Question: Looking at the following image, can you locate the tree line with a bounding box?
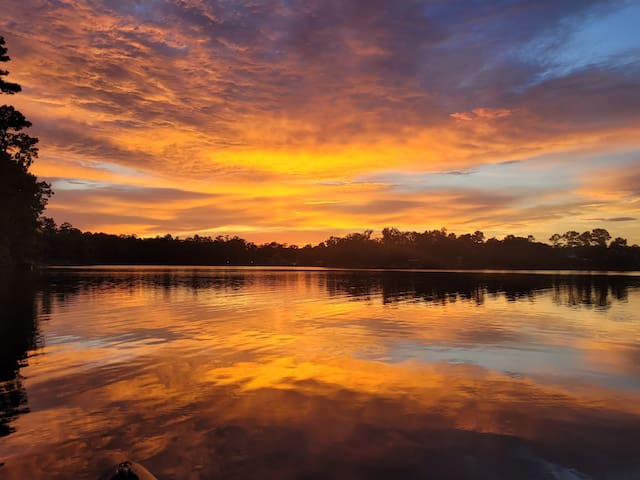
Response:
[37,222,640,270]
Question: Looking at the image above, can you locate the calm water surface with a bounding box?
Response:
[1,267,640,479]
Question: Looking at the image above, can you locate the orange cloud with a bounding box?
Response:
[472,107,513,119]
[450,107,512,121]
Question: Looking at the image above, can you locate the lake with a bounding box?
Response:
[1,267,640,479]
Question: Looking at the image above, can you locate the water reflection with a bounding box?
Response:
[324,270,636,307]
[34,267,640,307]
[0,273,41,438]
[0,268,639,479]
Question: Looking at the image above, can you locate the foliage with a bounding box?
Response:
[38,223,640,271]
[549,229,611,248]
[0,36,52,268]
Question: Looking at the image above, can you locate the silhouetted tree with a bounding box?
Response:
[33,221,640,271]
[591,228,611,247]
[0,36,52,268]
[549,233,562,247]
[610,237,627,248]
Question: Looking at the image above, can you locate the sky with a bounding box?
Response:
[2,0,640,245]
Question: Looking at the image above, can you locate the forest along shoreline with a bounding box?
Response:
[37,225,640,271]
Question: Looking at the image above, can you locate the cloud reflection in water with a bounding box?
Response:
[1,268,639,479]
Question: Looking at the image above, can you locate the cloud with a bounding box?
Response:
[588,217,637,222]
[450,108,512,121]
[578,162,640,200]
[1,0,639,242]
[472,108,512,119]
[450,112,474,121]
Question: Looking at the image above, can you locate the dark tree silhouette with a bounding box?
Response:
[0,36,52,268]
[0,271,40,436]
[35,222,640,271]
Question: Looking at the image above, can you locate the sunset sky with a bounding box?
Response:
[2,0,639,244]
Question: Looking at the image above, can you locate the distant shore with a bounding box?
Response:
[18,224,638,272]
[41,265,640,275]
